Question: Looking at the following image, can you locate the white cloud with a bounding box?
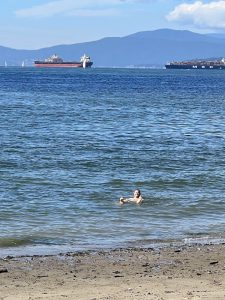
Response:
[167,1,225,29]
[15,0,140,18]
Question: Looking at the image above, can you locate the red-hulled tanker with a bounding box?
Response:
[34,54,93,68]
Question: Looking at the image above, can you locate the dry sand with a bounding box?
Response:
[1,243,225,300]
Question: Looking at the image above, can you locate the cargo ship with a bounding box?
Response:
[34,54,93,68]
[165,58,225,69]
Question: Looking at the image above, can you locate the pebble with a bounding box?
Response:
[209,261,218,265]
[0,268,8,273]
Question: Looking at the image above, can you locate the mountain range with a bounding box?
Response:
[1,29,225,67]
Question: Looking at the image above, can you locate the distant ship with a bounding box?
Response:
[34,54,93,68]
[165,58,225,69]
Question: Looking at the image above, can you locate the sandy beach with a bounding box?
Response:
[1,243,225,300]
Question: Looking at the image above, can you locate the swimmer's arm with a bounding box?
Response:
[136,197,143,204]
[120,197,133,204]
[120,197,142,204]
[126,198,135,203]
[125,197,143,204]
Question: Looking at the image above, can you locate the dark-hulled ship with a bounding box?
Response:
[34,54,93,68]
[165,58,225,69]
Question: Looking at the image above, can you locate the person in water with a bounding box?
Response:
[119,189,143,205]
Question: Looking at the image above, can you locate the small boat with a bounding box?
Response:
[34,54,93,68]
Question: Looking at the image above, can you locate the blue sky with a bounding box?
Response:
[1,1,225,49]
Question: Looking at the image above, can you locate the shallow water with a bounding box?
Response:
[1,67,225,256]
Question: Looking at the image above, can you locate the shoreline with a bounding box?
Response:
[1,235,225,259]
[1,242,225,299]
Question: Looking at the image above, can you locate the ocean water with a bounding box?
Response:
[1,67,225,256]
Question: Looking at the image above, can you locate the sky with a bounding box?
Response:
[1,0,225,49]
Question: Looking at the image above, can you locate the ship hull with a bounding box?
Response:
[34,61,93,68]
[165,64,225,70]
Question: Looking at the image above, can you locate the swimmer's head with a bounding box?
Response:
[134,189,141,197]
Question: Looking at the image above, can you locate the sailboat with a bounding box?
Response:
[22,61,25,67]
[4,61,7,67]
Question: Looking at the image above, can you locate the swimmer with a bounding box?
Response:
[119,189,143,205]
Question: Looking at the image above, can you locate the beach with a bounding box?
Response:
[1,243,225,300]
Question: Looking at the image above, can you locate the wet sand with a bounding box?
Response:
[1,243,225,300]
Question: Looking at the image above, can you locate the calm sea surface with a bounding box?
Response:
[1,67,225,256]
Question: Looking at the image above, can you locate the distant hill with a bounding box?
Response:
[1,29,225,67]
[206,33,225,39]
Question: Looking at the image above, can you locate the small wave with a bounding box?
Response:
[0,237,33,248]
[183,236,225,246]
